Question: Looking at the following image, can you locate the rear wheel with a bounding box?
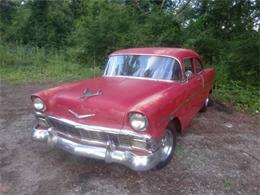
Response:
[208,95,214,107]
[156,124,177,170]
[200,97,209,112]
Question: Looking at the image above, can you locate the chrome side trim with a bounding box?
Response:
[160,82,212,125]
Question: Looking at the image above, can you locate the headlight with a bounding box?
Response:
[129,112,148,131]
[33,97,45,111]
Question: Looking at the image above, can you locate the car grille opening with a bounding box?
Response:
[47,117,132,147]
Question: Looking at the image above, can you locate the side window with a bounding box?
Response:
[195,58,203,73]
[172,61,182,81]
[183,58,194,73]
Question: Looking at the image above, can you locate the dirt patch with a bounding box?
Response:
[0,81,259,195]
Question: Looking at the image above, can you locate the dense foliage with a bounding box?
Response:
[0,0,259,113]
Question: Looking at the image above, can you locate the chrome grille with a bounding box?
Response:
[80,130,107,142]
[118,135,131,147]
[49,117,80,138]
[47,117,131,147]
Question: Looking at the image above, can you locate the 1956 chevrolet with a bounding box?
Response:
[31,48,215,171]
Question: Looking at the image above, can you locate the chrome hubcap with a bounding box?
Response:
[160,129,174,161]
[205,97,209,107]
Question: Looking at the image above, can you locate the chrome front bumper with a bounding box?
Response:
[32,118,162,171]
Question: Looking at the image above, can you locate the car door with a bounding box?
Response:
[194,58,208,109]
[182,58,204,118]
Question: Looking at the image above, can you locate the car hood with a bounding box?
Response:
[33,76,174,129]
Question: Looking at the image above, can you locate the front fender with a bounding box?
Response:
[125,84,185,140]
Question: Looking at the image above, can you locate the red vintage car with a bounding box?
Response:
[31,48,215,171]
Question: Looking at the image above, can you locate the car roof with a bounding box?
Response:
[111,47,200,61]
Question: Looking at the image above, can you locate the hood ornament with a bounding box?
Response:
[68,109,95,119]
[80,89,102,99]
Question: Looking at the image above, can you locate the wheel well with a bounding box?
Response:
[210,84,215,94]
[169,117,182,134]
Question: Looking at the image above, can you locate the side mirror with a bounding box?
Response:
[185,70,193,79]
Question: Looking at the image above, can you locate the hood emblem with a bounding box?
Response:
[80,89,102,99]
[68,109,95,119]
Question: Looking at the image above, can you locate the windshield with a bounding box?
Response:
[104,55,182,81]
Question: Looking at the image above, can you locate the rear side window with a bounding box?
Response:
[183,58,194,73]
[195,58,203,73]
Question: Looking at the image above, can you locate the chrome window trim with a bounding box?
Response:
[103,75,176,83]
[103,53,184,82]
[194,57,204,73]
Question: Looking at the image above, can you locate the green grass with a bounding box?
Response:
[0,62,99,82]
[0,43,100,82]
[214,81,260,114]
[223,179,232,189]
[212,63,260,114]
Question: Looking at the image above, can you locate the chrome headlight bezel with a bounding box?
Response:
[32,97,46,111]
[128,112,148,131]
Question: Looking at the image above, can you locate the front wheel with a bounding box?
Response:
[155,125,177,170]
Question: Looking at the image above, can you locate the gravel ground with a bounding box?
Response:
[0,81,259,195]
